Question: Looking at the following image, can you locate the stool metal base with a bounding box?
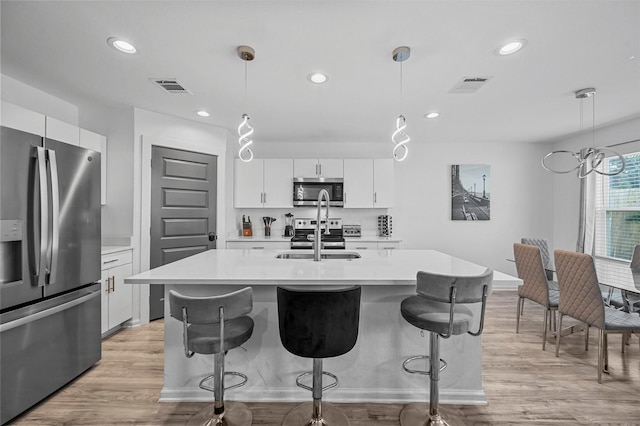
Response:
[400,403,464,426]
[187,401,253,426]
[282,402,350,426]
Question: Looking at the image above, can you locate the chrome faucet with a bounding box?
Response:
[314,189,331,261]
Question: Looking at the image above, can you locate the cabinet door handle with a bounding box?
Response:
[103,258,119,264]
[319,164,322,176]
[263,192,267,204]
[110,276,115,292]
[105,277,111,293]
[374,192,377,203]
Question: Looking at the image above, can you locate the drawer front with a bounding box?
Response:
[345,241,378,250]
[226,241,290,250]
[378,242,400,250]
[101,250,133,270]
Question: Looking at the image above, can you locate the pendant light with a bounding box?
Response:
[392,46,411,161]
[542,88,625,178]
[237,45,255,162]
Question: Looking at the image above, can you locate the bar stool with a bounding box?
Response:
[169,287,254,426]
[277,285,361,426]
[400,269,492,426]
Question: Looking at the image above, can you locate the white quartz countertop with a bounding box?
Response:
[101,245,133,255]
[125,249,520,287]
[226,236,291,242]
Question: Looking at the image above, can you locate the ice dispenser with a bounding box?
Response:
[0,219,23,285]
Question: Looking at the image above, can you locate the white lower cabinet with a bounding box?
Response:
[346,241,400,250]
[101,248,133,335]
[226,241,290,250]
[345,241,378,250]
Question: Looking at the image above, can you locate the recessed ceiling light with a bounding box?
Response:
[107,37,137,54]
[424,112,440,119]
[495,39,527,56]
[308,73,328,84]
[196,110,210,117]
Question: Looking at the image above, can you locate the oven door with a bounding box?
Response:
[290,239,345,250]
[293,178,344,207]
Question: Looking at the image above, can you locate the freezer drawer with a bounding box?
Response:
[0,283,101,425]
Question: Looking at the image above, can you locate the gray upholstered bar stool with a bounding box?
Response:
[400,269,493,426]
[169,287,254,426]
[277,285,361,426]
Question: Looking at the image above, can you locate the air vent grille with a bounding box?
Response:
[449,76,494,94]
[150,78,192,95]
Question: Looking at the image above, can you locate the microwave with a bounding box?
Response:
[293,177,344,207]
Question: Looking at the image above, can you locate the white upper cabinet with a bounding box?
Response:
[344,159,374,208]
[235,159,264,208]
[373,159,394,208]
[263,159,294,207]
[80,129,107,205]
[294,159,343,178]
[343,159,394,208]
[234,159,293,208]
[1,101,45,136]
[46,116,80,145]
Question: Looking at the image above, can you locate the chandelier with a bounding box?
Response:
[542,88,625,178]
[237,45,255,162]
[392,46,411,161]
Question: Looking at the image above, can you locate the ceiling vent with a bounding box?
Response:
[150,78,192,95]
[449,76,494,94]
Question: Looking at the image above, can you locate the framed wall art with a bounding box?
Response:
[451,164,490,220]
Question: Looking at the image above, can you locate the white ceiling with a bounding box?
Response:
[2,1,639,146]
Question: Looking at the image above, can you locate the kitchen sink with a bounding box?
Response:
[275,251,361,260]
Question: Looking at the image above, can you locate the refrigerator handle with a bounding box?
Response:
[34,147,48,287]
[47,149,60,285]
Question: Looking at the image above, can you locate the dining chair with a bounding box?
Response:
[513,243,559,350]
[624,245,640,314]
[521,238,556,284]
[554,250,640,383]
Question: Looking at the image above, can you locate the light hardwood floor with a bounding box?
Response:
[10,290,640,425]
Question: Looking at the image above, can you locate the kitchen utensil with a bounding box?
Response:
[263,216,276,236]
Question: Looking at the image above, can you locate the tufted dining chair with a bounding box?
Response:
[554,250,640,383]
[513,243,559,350]
[521,238,556,284]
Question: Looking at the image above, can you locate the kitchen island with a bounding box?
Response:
[125,249,521,405]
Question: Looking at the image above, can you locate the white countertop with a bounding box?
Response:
[125,248,520,287]
[226,236,292,242]
[226,236,402,243]
[101,245,133,255]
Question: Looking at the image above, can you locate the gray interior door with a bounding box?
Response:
[149,146,217,320]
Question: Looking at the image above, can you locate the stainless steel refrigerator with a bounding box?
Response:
[0,126,102,424]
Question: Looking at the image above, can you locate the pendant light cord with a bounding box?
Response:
[244,60,248,112]
[399,60,404,114]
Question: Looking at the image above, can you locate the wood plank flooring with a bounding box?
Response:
[10,290,640,425]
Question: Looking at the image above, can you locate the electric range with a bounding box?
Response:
[290,218,345,249]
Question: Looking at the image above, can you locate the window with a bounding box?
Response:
[594,152,640,262]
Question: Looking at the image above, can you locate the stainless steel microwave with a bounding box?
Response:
[293,177,344,207]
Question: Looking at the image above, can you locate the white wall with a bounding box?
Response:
[132,108,229,324]
[78,101,135,240]
[551,116,640,252]
[226,139,555,277]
